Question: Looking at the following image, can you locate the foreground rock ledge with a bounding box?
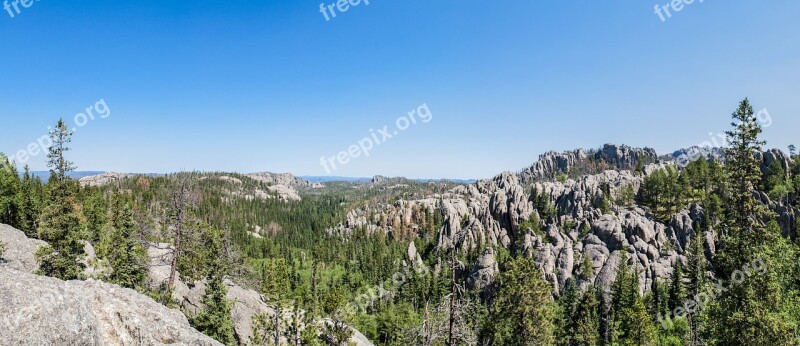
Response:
[0,268,221,346]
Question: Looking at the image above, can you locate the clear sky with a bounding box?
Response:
[1,1,798,179]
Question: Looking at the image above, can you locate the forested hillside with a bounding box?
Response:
[2,99,800,345]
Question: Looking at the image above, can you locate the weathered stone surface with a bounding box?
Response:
[78,172,133,187]
[0,267,221,346]
[323,146,800,299]
[468,247,499,293]
[0,223,46,273]
[519,144,657,183]
[246,172,322,189]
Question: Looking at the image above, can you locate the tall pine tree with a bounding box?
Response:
[704,99,799,345]
[192,226,236,345]
[106,198,147,290]
[492,256,556,345]
[610,252,656,345]
[35,119,86,280]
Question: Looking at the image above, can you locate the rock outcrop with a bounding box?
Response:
[246,172,323,189]
[326,145,795,297]
[243,172,322,201]
[0,267,221,346]
[78,172,132,187]
[759,148,794,177]
[324,145,737,297]
[0,223,46,273]
[665,146,725,167]
[147,243,374,346]
[519,144,658,182]
[468,247,499,294]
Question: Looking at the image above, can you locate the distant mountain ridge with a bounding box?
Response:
[24,143,783,184]
[27,171,106,181]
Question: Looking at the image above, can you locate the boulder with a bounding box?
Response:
[0,223,46,273]
[0,267,221,346]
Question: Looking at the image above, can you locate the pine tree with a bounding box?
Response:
[704,99,799,345]
[106,199,147,290]
[0,153,21,227]
[686,229,707,345]
[260,258,291,300]
[559,280,601,346]
[35,120,85,280]
[722,99,765,241]
[558,279,581,345]
[250,309,284,346]
[16,165,42,237]
[668,259,686,311]
[284,303,310,346]
[492,256,556,345]
[82,191,108,244]
[579,254,595,282]
[192,227,236,345]
[611,252,656,345]
[572,287,601,346]
[321,318,353,346]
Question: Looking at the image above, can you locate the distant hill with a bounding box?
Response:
[26,171,106,181]
[301,176,476,184]
[300,176,373,183]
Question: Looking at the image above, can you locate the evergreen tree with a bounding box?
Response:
[321,318,353,346]
[558,280,581,346]
[611,252,656,345]
[686,230,707,345]
[250,309,284,346]
[35,120,85,280]
[16,165,42,237]
[648,278,669,323]
[579,254,595,281]
[704,99,799,345]
[106,199,147,289]
[0,153,20,227]
[722,99,765,240]
[668,259,686,311]
[492,256,556,345]
[192,227,236,345]
[657,316,690,346]
[559,280,601,346]
[81,191,108,244]
[572,287,601,346]
[376,302,420,345]
[260,258,292,300]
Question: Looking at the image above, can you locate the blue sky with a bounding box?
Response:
[1,1,798,179]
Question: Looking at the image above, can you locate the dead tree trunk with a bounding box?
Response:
[168,176,191,291]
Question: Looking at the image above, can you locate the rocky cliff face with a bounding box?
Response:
[327,146,797,298]
[246,172,323,189]
[518,144,658,183]
[0,224,219,345]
